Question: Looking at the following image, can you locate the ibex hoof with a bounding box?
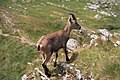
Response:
[54,62,57,67]
[66,58,70,61]
[46,73,51,78]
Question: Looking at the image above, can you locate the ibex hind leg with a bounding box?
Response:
[42,52,52,77]
[42,53,45,63]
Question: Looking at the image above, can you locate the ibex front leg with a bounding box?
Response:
[54,52,58,67]
[63,46,70,61]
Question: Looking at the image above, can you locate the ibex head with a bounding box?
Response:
[69,13,81,30]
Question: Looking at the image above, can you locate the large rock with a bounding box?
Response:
[99,29,112,37]
[67,38,78,51]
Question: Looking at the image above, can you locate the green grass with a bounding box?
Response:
[75,44,120,80]
[0,35,37,80]
[1,0,120,32]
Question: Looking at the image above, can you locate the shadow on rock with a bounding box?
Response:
[50,52,78,77]
[67,52,78,64]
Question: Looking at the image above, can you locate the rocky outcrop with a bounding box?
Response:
[84,0,118,17]
[22,61,94,80]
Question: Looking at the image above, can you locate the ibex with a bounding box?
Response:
[36,13,81,77]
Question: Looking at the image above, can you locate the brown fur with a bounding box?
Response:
[36,13,81,77]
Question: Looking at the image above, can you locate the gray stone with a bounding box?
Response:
[61,61,67,68]
[114,41,120,46]
[67,38,78,51]
[88,4,99,10]
[94,14,102,20]
[22,74,28,80]
[99,11,111,16]
[99,29,112,37]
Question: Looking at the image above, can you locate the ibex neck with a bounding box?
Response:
[64,22,72,36]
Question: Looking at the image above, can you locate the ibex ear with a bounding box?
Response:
[69,17,72,24]
[67,13,75,24]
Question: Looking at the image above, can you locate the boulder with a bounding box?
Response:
[67,38,78,51]
[99,29,112,37]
